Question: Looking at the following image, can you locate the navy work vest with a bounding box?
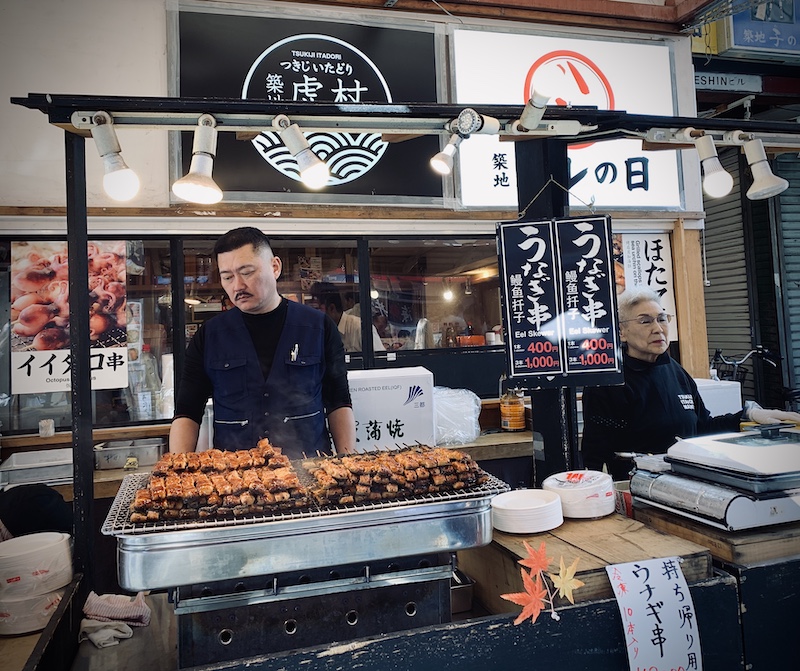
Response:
[203,301,331,459]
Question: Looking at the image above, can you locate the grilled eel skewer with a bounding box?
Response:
[129,442,486,523]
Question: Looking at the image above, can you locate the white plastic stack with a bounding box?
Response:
[542,470,615,519]
[490,489,563,533]
[0,532,72,635]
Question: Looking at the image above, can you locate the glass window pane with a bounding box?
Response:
[192,237,364,353]
[368,238,501,351]
[119,240,173,425]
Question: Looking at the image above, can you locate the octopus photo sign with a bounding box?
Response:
[10,241,128,394]
[497,215,624,389]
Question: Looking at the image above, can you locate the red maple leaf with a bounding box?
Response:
[518,540,552,574]
[501,567,548,625]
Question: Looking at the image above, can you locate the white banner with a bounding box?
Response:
[452,29,681,209]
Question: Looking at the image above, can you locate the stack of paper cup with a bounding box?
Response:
[542,470,615,519]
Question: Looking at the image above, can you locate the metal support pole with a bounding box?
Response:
[65,131,94,595]
[357,238,374,363]
[514,138,580,485]
[171,237,187,392]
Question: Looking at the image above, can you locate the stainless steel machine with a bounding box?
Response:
[630,426,800,531]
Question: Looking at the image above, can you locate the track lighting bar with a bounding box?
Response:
[12,93,800,201]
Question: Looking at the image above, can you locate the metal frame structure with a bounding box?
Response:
[13,93,800,149]
[10,92,800,600]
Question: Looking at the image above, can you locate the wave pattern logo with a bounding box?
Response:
[242,34,393,186]
[404,385,424,406]
[252,131,387,186]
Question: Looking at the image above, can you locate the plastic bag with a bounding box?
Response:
[433,386,481,445]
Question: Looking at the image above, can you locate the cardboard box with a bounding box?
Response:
[348,367,435,451]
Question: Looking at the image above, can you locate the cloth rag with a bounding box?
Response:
[83,590,151,627]
[79,618,133,648]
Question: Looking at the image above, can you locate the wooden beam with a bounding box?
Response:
[275,0,691,33]
[0,204,516,220]
[672,218,710,378]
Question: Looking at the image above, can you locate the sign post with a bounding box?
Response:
[503,139,623,485]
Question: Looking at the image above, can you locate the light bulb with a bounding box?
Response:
[172,154,223,205]
[694,134,733,199]
[430,144,457,175]
[90,111,140,202]
[744,138,789,200]
[101,155,140,202]
[296,148,330,189]
[431,134,463,176]
[701,158,735,198]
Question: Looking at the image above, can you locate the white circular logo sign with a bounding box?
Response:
[242,34,392,187]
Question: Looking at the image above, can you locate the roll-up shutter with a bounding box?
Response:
[703,148,756,401]
[776,153,800,395]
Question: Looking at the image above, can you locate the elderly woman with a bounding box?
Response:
[581,287,800,480]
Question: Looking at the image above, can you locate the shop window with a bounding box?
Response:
[182,237,363,349]
[368,238,501,352]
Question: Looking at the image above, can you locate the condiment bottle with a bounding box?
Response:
[500,389,526,432]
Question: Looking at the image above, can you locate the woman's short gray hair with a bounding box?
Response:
[617,287,663,321]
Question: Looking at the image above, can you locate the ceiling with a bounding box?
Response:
[276,0,728,34]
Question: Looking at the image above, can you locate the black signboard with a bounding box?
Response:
[178,11,441,199]
[497,215,624,389]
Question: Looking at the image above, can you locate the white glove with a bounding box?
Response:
[748,408,800,425]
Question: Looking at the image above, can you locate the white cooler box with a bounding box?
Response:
[348,367,435,451]
[693,378,742,417]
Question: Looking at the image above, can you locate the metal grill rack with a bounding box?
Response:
[104,469,509,591]
[103,471,509,536]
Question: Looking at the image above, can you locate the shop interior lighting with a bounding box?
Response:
[430,133,463,175]
[172,114,223,204]
[90,111,140,202]
[743,137,789,200]
[677,128,734,199]
[271,114,330,189]
[450,108,501,136]
[442,278,454,302]
[509,90,551,133]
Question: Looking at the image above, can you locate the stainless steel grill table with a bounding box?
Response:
[102,470,509,667]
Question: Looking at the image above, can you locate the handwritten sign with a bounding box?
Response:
[606,557,703,671]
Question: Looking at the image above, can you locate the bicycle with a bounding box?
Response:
[710,346,800,412]
[710,345,779,385]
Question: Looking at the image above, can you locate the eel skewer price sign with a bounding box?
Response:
[497,215,624,389]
